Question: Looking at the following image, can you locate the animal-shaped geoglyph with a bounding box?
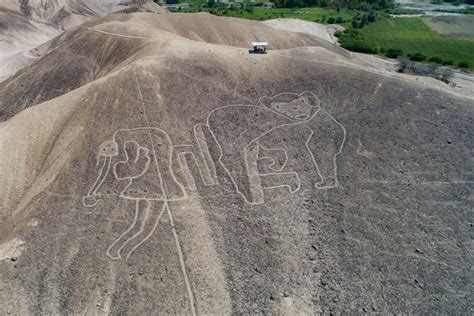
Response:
[206,91,346,205]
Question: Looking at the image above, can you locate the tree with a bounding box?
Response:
[408,52,426,62]
[318,0,329,6]
[442,59,453,66]
[397,55,411,73]
[341,40,377,54]
[303,0,317,6]
[428,56,443,64]
[367,11,376,22]
[385,48,403,58]
[412,63,438,77]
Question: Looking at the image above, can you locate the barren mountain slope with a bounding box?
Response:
[0,0,165,81]
[0,13,337,121]
[0,13,472,314]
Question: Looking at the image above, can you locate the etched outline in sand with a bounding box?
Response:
[82,90,346,315]
[203,91,346,205]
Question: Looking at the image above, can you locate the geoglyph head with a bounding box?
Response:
[98,141,119,157]
[260,91,320,121]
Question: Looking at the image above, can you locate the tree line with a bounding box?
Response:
[272,0,394,9]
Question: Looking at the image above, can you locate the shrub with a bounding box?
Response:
[367,11,376,22]
[319,0,329,6]
[356,2,370,11]
[327,17,336,24]
[428,56,443,64]
[442,59,453,66]
[408,52,426,62]
[342,28,362,38]
[458,61,470,68]
[397,55,411,73]
[335,16,344,23]
[412,63,438,76]
[435,67,453,82]
[385,48,403,59]
[341,40,377,54]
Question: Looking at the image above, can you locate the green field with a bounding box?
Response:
[356,18,474,69]
[174,7,355,25]
[218,7,353,23]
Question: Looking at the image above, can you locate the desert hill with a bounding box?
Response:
[0,0,165,81]
[0,12,472,314]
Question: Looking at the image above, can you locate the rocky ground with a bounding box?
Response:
[0,0,165,81]
[0,12,472,314]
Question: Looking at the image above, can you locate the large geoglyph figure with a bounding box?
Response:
[206,91,346,205]
[82,92,346,259]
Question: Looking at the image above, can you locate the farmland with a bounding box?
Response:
[173,5,474,69]
[172,6,356,25]
[211,7,353,24]
[340,17,474,69]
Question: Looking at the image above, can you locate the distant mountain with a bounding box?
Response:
[0,0,165,81]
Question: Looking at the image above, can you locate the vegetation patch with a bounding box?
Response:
[338,17,474,69]
[166,0,473,70]
[172,6,356,25]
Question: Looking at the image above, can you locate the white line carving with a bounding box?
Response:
[202,91,347,205]
[84,91,347,206]
[82,90,346,314]
[82,127,197,312]
[82,71,197,314]
[306,109,347,189]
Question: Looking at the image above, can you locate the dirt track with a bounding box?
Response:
[0,12,472,314]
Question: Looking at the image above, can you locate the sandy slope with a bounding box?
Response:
[0,0,165,82]
[0,12,472,314]
[263,18,344,44]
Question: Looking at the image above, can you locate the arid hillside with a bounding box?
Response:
[0,0,165,81]
[0,12,472,314]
